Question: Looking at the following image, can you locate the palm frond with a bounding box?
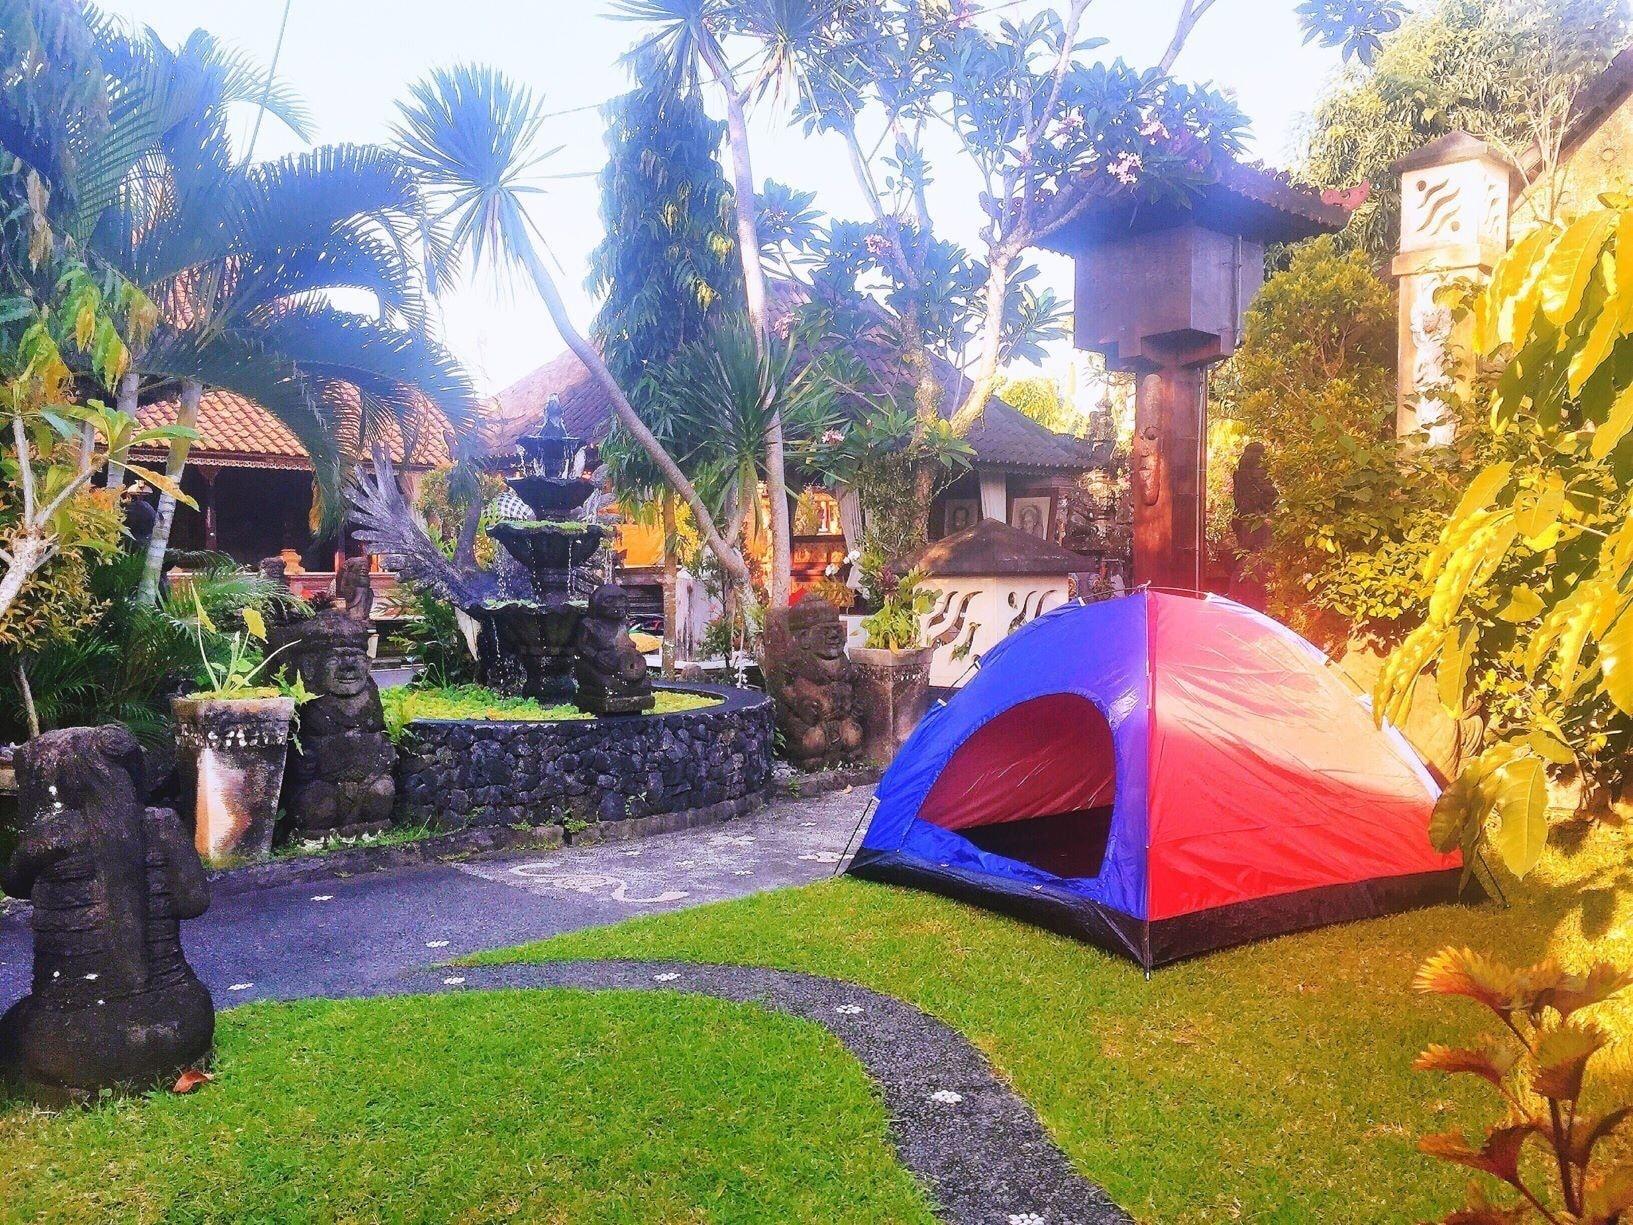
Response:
[143,320,344,522]
[393,64,554,281]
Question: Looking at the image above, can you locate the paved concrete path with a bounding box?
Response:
[0,786,873,1007]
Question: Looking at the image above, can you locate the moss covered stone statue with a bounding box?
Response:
[0,725,214,1101]
[274,608,396,838]
[762,597,863,770]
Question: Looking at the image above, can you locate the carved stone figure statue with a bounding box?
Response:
[573,584,655,715]
[1134,425,1163,507]
[273,609,396,837]
[332,556,374,623]
[1229,441,1278,612]
[0,725,214,1100]
[1410,297,1458,446]
[762,598,863,770]
[1230,441,1277,553]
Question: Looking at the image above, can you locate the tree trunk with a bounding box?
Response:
[699,37,792,612]
[137,378,202,604]
[519,245,752,591]
[105,369,140,493]
[661,490,678,678]
[0,533,53,626]
[948,252,1013,436]
[14,658,38,740]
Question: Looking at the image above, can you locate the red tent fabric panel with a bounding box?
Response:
[1144,595,1456,921]
[918,693,1116,832]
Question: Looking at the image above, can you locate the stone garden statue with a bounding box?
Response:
[332,555,374,623]
[1230,441,1277,552]
[274,609,396,838]
[762,597,863,770]
[0,725,214,1100]
[1229,441,1278,612]
[573,584,655,715]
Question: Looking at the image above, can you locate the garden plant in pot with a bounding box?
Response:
[849,569,935,768]
[171,595,308,866]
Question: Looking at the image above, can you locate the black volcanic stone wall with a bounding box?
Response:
[395,684,774,830]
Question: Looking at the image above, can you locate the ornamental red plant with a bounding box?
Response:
[1414,947,1633,1223]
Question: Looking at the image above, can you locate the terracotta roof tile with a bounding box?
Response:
[131,389,453,470]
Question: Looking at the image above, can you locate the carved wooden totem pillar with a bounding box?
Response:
[1041,163,1349,591]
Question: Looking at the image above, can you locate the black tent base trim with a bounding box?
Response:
[847,850,1483,970]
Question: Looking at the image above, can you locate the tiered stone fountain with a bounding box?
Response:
[468,398,651,714]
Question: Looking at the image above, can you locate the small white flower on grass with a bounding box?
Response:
[653,972,680,982]
[311,895,333,902]
[834,1004,863,1016]
[425,940,449,949]
[930,1090,963,1105]
[227,983,253,992]
[442,977,466,986]
[83,973,98,981]
[1008,1214,1047,1225]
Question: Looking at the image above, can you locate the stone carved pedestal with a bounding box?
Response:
[0,725,214,1101]
[1391,132,1515,439]
[172,695,294,864]
[848,646,933,768]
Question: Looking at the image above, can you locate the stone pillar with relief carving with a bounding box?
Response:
[1391,132,1516,440]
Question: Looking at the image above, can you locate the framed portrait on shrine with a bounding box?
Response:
[941,498,980,537]
[1010,495,1055,541]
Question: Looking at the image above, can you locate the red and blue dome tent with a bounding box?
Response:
[847,590,1469,969]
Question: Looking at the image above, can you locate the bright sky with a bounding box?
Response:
[109,0,1355,395]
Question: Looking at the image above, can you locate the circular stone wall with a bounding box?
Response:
[394,683,774,831]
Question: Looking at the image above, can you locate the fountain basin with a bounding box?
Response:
[486,521,606,579]
[394,683,773,831]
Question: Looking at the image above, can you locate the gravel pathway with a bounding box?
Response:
[1,784,1130,1224]
[343,959,1131,1225]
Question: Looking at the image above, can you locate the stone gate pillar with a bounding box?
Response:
[1391,133,1515,439]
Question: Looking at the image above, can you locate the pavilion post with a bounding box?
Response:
[200,467,219,552]
[1038,162,1351,593]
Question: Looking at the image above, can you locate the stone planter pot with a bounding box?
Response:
[848,645,934,768]
[171,695,294,865]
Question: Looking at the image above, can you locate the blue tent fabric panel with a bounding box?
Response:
[859,592,1153,921]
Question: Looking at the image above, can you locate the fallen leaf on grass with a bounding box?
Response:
[172,1069,212,1094]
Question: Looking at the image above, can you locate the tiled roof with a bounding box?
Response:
[493,349,1109,473]
[1042,156,1352,252]
[131,389,453,470]
[907,517,1087,577]
[489,349,611,450]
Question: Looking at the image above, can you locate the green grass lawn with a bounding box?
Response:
[0,989,935,1224]
[471,823,1633,1224]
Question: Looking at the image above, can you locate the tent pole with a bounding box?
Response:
[834,796,878,877]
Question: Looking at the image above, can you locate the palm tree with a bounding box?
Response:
[391,63,751,591]
[0,7,480,599]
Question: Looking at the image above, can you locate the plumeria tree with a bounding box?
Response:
[615,0,1405,555]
